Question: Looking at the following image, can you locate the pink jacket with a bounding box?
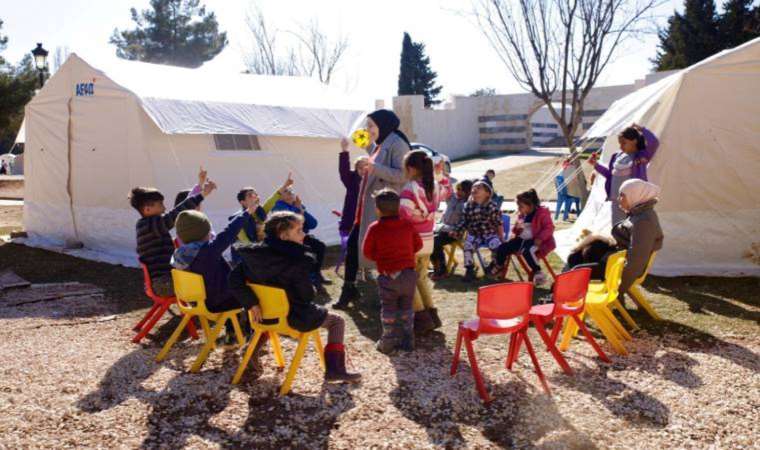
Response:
[399,178,452,249]
[512,206,556,258]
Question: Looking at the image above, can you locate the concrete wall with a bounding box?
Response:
[389,74,672,158]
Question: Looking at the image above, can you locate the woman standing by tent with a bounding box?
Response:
[333,110,412,310]
[589,124,659,225]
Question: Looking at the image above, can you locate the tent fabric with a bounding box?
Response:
[22,54,368,267]
[557,37,760,277]
[14,118,25,144]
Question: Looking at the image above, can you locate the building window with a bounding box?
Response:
[213,134,261,151]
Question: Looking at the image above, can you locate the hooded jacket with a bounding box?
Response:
[513,206,556,258]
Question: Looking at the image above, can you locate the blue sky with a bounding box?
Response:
[1,0,682,108]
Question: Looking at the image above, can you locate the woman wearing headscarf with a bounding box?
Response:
[333,109,412,310]
[565,179,663,303]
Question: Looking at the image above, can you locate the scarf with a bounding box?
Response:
[367,109,410,145]
[620,179,661,209]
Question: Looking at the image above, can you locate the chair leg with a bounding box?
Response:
[232,330,263,384]
[510,256,525,282]
[521,330,551,395]
[186,316,199,340]
[516,255,533,281]
[550,316,565,344]
[559,314,579,352]
[451,325,464,376]
[280,335,309,396]
[507,332,523,370]
[156,313,192,362]
[463,334,490,403]
[133,303,160,331]
[190,319,225,373]
[572,314,611,363]
[533,317,573,375]
[602,306,633,341]
[198,316,212,340]
[270,332,285,369]
[133,302,171,343]
[587,308,628,355]
[229,313,246,347]
[313,332,326,371]
[612,299,640,331]
[542,256,557,280]
[629,285,661,320]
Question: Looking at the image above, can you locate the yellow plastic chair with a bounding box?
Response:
[560,251,631,355]
[232,284,325,396]
[155,269,245,372]
[444,239,464,275]
[628,252,661,320]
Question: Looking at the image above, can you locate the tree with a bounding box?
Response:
[398,33,443,107]
[110,0,227,68]
[470,87,497,97]
[0,56,38,153]
[0,19,7,67]
[470,0,661,150]
[242,6,349,84]
[719,0,760,48]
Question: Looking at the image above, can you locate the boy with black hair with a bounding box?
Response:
[129,179,216,296]
[363,188,422,353]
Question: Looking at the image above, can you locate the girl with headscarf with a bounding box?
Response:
[334,109,412,310]
[588,123,659,225]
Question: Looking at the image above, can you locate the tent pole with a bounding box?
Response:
[66,97,82,246]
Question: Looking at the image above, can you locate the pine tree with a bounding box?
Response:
[398,32,442,107]
[0,19,7,67]
[110,0,227,68]
[720,0,760,48]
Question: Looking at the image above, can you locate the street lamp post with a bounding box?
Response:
[31,43,49,88]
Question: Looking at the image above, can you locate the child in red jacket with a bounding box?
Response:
[493,189,556,285]
[363,189,422,354]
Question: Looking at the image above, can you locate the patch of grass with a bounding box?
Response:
[490,157,593,203]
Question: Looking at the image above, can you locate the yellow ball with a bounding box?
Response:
[352,128,370,149]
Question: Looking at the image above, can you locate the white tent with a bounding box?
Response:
[557,38,760,277]
[23,54,368,266]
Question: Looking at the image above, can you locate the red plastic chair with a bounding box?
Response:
[500,253,557,282]
[132,264,198,343]
[525,268,610,371]
[451,282,550,402]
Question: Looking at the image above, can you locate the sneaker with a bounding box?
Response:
[463,266,477,282]
[375,339,397,355]
[333,284,359,310]
[533,271,547,286]
[316,272,333,286]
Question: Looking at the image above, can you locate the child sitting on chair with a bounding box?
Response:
[453,179,504,282]
[492,189,556,285]
[430,179,473,278]
[129,178,214,297]
[229,173,294,264]
[363,189,421,353]
[272,187,329,289]
[172,199,258,345]
[229,211,361,383]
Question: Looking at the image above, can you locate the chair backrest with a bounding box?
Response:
[634,252,657,286]
[140,264,155,298]
[247,283,290,327]
[501,214,511,237]
[171,269,207,303]
[552,268,592,314]
[477,282,533,322]
[604,251,627,298]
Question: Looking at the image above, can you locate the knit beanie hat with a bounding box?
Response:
[473,177,494,196]
[176,210,211,244]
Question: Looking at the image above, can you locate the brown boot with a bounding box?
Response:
[428,308,443,330]
[414,310,435,335]
[324,343,362,383]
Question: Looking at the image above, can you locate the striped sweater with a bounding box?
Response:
[399,178,451,254]
[136,193,203,281]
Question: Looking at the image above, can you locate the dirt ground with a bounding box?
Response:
[1,237,758,449]
[0,204,22,236]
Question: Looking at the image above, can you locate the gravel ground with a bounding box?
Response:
[1,265,758,449]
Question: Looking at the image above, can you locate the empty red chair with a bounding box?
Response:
[132,264,198,343]
[451,282,549,402]
[524,268,610,371]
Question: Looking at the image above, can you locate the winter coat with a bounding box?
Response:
[363,216,422,274]
[513,206,556,258]
[338,151,361,234]
[228,238,327,332]
[612,199,663,296]
[356,131,410,268]
[272,200,318,234]
[399,178,452,255]
[595,127,660,198]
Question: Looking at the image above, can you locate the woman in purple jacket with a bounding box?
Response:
[589,124,659,225]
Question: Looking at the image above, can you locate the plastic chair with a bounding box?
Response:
[451,282,549,402]
[473,215,510,277]
[232,284,325,395]
[156,269,245,372]
[627,252,661,320]
[559,251,631,355]
[527,268,610,373]
[132,264,198,344]
[442,239,464,275]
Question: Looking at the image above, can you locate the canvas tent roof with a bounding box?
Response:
[557,37,760,277]
[66,53,368,138]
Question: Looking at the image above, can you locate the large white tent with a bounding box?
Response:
[556,38,760,277]
[23,54,367,266]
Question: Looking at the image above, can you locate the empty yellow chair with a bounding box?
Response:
[628,252,661,320]
[156,269,245,372]
[560,251,631,355]
[232,284,325,396]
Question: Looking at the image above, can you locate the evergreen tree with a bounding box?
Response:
[0,19,7,67]
[720,0,760,48]
[110,0,227,68]
[398,32,442,107]
[0,56,38,153]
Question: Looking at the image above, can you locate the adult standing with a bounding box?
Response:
[333,109,411,310]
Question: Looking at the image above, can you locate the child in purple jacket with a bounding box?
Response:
[589,124,659,225]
